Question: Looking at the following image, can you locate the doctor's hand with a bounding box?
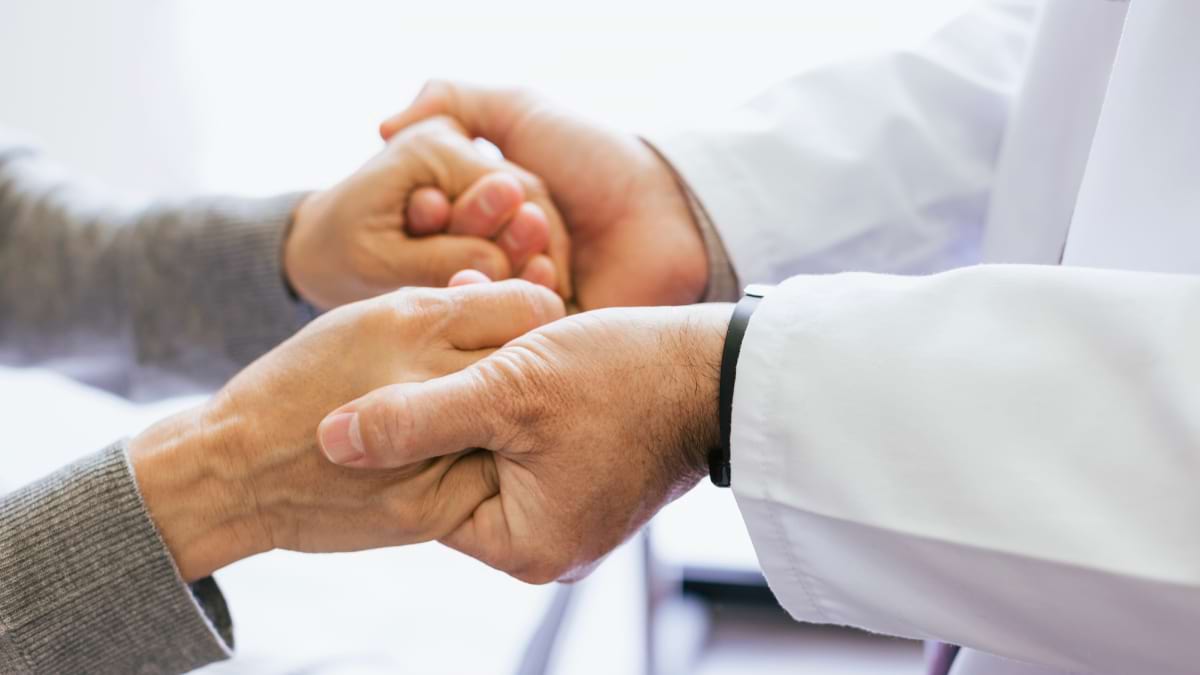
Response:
[129,279,564,583]
[319,301,732,583]
[285,115,565,310]
[380,81,709,310]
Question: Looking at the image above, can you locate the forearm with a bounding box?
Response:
[732,265,1200,673]
[0,443,234,674]
[0,148,312,400]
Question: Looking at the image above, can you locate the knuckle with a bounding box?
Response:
[508,85,539,108]
[428,113,468,139]
[513,169,548,199]
[527,174,548,196]
[393,115,436,140]
[510,559,561,586]
[389,117,454,154]
[401,287,456,322]
[362,386,415,455]
[527,284,566,324]
[497,279,563,326]
[360,294,415,335]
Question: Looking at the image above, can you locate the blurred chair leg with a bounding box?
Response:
[513,584,575,675]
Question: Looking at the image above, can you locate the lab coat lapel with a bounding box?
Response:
[980,0,1126,265]
[1062,0,1200,270]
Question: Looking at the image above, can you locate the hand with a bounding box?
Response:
[286,115,567,310]
[129,278,564,582]
[380,82,709,309]
[318,301,731,583]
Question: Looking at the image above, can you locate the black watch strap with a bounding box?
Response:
[712,284,771,487]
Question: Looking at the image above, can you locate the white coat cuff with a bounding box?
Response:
[727,288,831,626]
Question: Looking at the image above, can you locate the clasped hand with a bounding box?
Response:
[132,81,730,586]
[320,82,736,583]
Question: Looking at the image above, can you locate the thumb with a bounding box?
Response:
[380,80,450,140]
[318,370,501,469]
[380,80,536,157]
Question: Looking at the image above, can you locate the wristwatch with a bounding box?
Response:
[711,284,772,487]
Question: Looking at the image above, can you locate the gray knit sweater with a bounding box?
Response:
[0,131,312,674]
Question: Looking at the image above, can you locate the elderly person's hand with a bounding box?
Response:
[129,278,563,582]
[319,294,732,583]
[285,115,569,310]
[380,82,707,310]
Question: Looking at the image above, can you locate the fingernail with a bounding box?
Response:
[499,227,523,252]
[500,214,534,252]
[320,413,364,464]
[478,188,498,218]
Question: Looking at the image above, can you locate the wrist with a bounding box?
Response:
[671,303,734,480]
[129,403,270,582]
[643,141,710,304]
[284,191,338,311]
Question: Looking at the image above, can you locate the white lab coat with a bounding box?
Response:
[653,1,1200,674]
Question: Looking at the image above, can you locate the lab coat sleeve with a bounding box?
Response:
[732,265,1200,675]
[648,0,1038,283]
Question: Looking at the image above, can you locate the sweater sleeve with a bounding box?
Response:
[0,442,233,674]
[0,138,314,401]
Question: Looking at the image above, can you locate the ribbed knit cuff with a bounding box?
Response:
[184,192,319,365]
[0,442,232,673]
[126,191,316,399]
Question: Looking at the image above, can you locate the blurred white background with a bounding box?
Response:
[1,1,968,673]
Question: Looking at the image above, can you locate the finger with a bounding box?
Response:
[385,234,511,287]
[405,187,452,236]
[494,202,550,271]
[449,172,525,238]
[442,495,566,585]
[419,450,500,541]
[444,278,564,350]
[380,81,533,156]
[440,494,513,576]
[527,198,571,300]
[318,370,497,468]
[442,164,566,299]
[491,174,570,299]
[448,269,493,287]
[488,173,569,299]
[518,254,557,291]
[384,115,519,213]
[381,84,573,299]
